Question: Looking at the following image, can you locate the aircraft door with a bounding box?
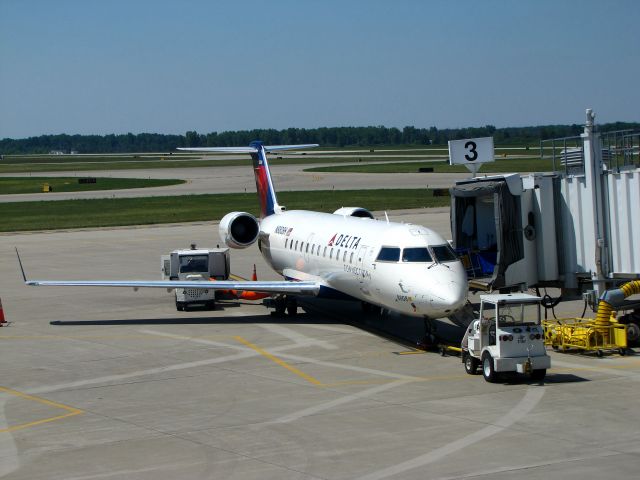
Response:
[357,244,373,294]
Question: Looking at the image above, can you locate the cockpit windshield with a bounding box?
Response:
[402,247,433,263]
[431,244,458,263]
[376,247,400,262]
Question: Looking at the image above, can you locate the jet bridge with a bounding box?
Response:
[450,109,640,303]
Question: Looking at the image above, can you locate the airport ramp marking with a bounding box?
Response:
[235,336,324,386]
[355,387,546,480]
[259,324,338,350]
[266,379,415,424]
[0,386,83,433]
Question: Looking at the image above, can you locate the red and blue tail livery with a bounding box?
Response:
[178,142,318,218]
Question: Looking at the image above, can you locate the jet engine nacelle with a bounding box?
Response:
[219,212,260,249]
[332,207,374,219]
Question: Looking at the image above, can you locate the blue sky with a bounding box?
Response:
[1,0,638,138]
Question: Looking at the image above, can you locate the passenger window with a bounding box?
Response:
[295,240,298,250]
[350,252,354,263]
[285,239,288,249]
[306,243,309,253]
[376,247,400,262]
[323,246,327,257]
[337,249,341,260]
[330,248,334,259]
[402,247,433,263]
[343,251,347,261]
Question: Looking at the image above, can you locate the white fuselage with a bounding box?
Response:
[258,210,467,318]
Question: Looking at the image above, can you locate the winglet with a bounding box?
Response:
[15,247,28,283]
[15,248,39,285]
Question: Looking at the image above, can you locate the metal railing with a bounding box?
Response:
[602,129,640,171]
[540,135,584,174]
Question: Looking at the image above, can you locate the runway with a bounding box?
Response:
[1,210,639,479]
[0,161,469,203]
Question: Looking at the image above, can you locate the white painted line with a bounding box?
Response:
[260,324,338,350]
[552,359,640,380]
[426,451,625,480]
[355,387,546,480]
[0,394,20,477]
[26,350,258,395]
[297,323,369,335]
[276,352,419,381]
[267,380,414,424]
[64,462,203,480]
[25,330,328,396]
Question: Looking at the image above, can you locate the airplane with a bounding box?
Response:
[19,141,468,320]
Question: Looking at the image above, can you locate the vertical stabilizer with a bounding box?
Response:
[250,141,280,218]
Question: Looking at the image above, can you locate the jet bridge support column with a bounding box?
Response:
[582,109,609,298]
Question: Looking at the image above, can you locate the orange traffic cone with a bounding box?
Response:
[251,264,257,281]
[0,298,6,326]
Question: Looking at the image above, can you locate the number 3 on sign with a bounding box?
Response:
[464,141,478,162]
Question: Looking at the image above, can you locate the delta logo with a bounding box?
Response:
[327,233,361,249]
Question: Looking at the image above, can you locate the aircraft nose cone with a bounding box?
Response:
[429,272,467,315]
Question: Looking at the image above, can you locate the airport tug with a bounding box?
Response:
[461,293,550,382]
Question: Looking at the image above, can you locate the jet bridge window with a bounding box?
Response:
[402,247,433,263]
[376,247,400,262]
[431,244,458,263]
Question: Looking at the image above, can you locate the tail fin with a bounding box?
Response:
[249,141,279,218]
[178,142,318,218]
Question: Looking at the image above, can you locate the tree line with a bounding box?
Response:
[1,122,638,154]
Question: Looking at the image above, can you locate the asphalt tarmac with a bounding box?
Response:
[1,209,639,480]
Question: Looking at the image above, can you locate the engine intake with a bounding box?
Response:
[333,207,374,219]
[219,212,260,249]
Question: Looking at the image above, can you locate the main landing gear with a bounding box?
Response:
[272,295,298,317]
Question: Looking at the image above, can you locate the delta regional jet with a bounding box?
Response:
[21,142,467,319]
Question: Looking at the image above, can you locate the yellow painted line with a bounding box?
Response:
[234,336,324,387]
[395,350,426,355]
[0,386,83,433]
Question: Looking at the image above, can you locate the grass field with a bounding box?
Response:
[304,157,555,174]
[0,177,184,194]
[0,146,547,173]
[0,189,450,232]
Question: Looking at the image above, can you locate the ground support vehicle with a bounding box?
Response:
[161,245,230,311]
[543,279,639,356]
[544,317,627,357]
[461,293,550,382]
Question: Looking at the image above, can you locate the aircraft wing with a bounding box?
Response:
[24,279,320,296]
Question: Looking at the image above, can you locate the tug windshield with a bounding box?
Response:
[498,303,540,327]
[179,255,209,273]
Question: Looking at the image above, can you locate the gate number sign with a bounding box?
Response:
[448,136,495,174]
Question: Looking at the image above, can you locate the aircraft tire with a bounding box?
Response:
[286,298,298,316]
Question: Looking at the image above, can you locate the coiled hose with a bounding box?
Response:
[595,280,640,333]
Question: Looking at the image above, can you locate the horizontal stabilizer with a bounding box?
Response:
[177,144,318,153]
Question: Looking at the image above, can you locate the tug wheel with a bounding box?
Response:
[530,369,546,381]
[464,354,479,375]
[481,352,497,383]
